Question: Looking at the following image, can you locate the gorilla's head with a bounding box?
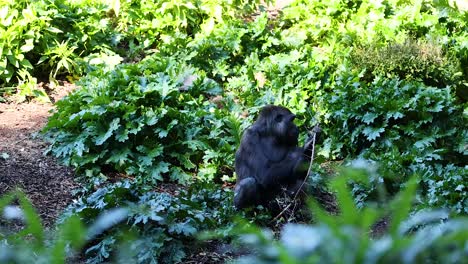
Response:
[255,105,299,145]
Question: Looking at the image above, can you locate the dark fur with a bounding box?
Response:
[234,105,312,209]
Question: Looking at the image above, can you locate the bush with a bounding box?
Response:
[0,190,128,263]
[0,0,122,100]
[42,55,241,185]
[0,0,264,100]
[0,0,56,97]
[322,75,465,162]
[60,181,238,263]
[350,40,462,89]
[415,163,467,214]
[320,74,467,210]
[233,174,468,264]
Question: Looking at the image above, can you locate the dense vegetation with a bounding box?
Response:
[1,0,467,263]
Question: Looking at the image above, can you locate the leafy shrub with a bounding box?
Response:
[323,75,466,161]
[414,163,467,214]
[116,0,266,58]
[0,0,121,100]
[184,13,334,120]
[0,0,56,93]
[350,40,462,89]
[320,74,467,210]
[61,181,238,263]
[0,190,128,263]
[234,174,468,264]
[42,55,241,184]
[0,0,265,100]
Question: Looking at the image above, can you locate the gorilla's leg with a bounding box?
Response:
[234,177,260,209]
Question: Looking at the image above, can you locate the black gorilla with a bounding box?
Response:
[234,105,312,209]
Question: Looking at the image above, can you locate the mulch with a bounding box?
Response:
[0,82,80,227]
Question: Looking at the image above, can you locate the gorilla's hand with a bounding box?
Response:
[303,125,321,156]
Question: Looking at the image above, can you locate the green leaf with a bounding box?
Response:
[362,126,385,141]
[148,162,170,181]
[170,153,195,169]
[414,137,435,149]
[389,177,418,236]
[20,38,34,52]
[51,215,86,263]
[197,164,217,181]
[331,177,359,225]
[106,148,132,166]
[95,118,120,145]
[47,27,63,33]
[387,111,404,120]
[144,108,159,126]
[1,152,9,160]
[362,112,378,124]
[17,191,44,246]
[170,167,192,184]
[169,221,197,236]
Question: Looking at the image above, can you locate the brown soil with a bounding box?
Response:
[0,82,80,227]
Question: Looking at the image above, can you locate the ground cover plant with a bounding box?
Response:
[0,0,262,100]
[2,0,468,263]
[60,181,239,263]
[234,170,468,264]
[42,57,239,186]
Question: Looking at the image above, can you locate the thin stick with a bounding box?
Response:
[272,125,320,222]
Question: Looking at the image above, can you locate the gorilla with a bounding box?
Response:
[234,105,313,209]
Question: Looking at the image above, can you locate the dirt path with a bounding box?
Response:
[0,83,79,227]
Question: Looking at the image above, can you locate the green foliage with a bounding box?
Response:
[0,0,264,100]
[115,0,267,57]
[280,0,468,99]
[350,40,462,89]
[0,0,53,99]
[32,0,468,261]
[41,0,467,209]
[321,75,467,210]
[43,56,239,184]
[234,172,468,264]
[0,0,120,99]
[61,181,237,263]
[0,0,48,84]
[416,163,467,214]
[323,75,465,161]
[0,190,127,263]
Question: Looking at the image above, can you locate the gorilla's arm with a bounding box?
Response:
[237,129,306,189]
[235,129,262,182]
[257,150,305,189]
